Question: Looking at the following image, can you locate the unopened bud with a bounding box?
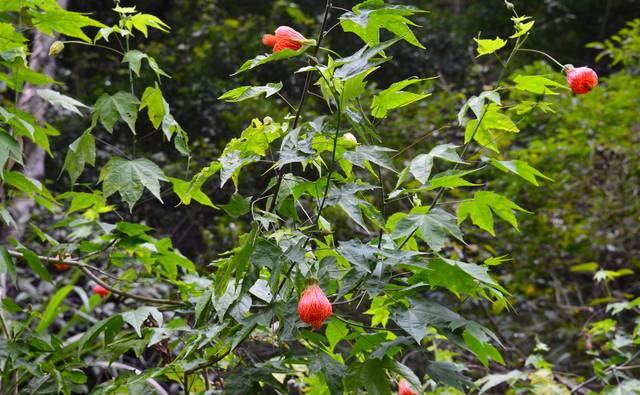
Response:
[504,1,514,9]
[49,41,64,56]
[343,132,357,145]
[263,116,273,125]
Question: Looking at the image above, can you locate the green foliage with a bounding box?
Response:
[1,1,632,394]
[99,157,167,211]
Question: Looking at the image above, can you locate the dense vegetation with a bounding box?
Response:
[0,1,638,394]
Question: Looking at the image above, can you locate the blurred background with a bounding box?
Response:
[37,0,640,383]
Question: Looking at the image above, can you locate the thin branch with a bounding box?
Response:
[570,350,640,393]
[397,35,525,250]
[7,250,185,306]
[93,361,169,395]
[264,0,333,219]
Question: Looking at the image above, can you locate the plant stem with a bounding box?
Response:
[11,0,24,137]
[7,250,185,306]
[265,0,332,217]
[516,48,565,69]
[61,40,124,56]
[398,35,524,250]
[273,89,343,298]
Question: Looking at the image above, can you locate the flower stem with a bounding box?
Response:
[516,48,565,69]
[265,0,333,217]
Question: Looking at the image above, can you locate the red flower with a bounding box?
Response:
[565,66,598,94]
[53,254,72,271]
[262,26,306,52]
[297,281,332,330]
[54,263,71,271]
[398,378,419,395]
[93,284,110,297]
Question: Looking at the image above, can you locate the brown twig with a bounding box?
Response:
[7,250,185,306]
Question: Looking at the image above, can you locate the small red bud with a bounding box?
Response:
[93,284,110,297]
[53,254,72,271]
[297,281,332,330]
[565,66,598,94]
[398,378,419,395]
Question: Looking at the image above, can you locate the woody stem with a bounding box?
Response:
[265,0,333,219]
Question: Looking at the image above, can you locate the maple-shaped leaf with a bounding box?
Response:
[340,0,426,48]
[29,9,106,43]
[99,157,167,211]
[457,191,530,236]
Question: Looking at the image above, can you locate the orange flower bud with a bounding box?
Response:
[262,26,307,52]
[297,281,332,330]
[398,378,419,395]
[93,284,110,297]
[565,66,598,94]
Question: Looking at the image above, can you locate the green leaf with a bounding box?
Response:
[333,38,400,80]
[510,16,534,38]
[512,75,567,95]
[126,13,170,37]
[0,246,16,283]
[3,171,56,205]
[99,157,167,211]
[309,353,345,395]
[219,150,259,188]
[220,193,251,218]
[325,319,349,352]
[122,306,163,337]
[457,191,530,236]
[36,89,89,116]
[490,158,553,186]
[36,285,74,333]
[359,359,391,395]
[457,92,501,125]
[343,145,396,172]
[474,37,507,57]
[169,177,217,208]
[92,92,139,134]
[425,361,472,390]
[371,77,431,118]
[139,84,165,129]
[0,130,23,173]
[425,257,506,298]
[476,370,526,394]
[392,296,467,343]
[463,326,504,367]
[30,9,106,43]
[215,227,257,297]
[63,130,95,184]
[0,2,24,13]
[340,0,426,48]
[78,315,124,351]
[570,262,599,273]
[0,206,16,229]
[222,118,285,157]
[391,207,464,252]
[17,246,51,282]
[385,360,421,394]
[327,183,381,233]
[233,46,309,75]
[218,82,283,102]
[122,50,169,79]
[464,105,519,152]
[409,144,464,184]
